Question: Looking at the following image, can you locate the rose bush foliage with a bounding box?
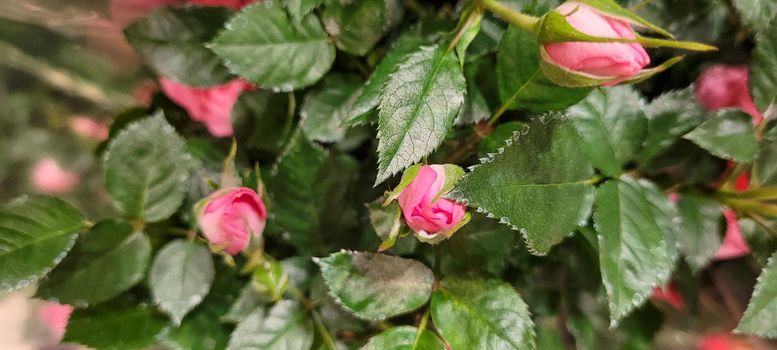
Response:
[3,0,777,348]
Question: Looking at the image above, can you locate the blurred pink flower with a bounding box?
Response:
[695,65,763,124]
[30,158,80,194]
[715,209,751,260]
[69,116,109,141]
[543,2,650,85]
[697,333,753,350]
[652,283,684,310]
[110,0,255,28]
[37,302,74,341]
[160,78,253,137]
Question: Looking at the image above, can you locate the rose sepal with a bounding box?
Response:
[571,0,673,38]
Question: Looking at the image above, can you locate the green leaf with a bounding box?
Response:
[64,304,166,350]
[361,326,446,350]
[222,283,270,323]
[227,300,314,350]
[366,199,404,252]
[637,88,705,165]
[104,113,190,222]
[300,74,363,143]
[442,212,521,276]
[162,306,230,350]
[496,26,591,113]
[594,176,679,324]
[449,117,596,255]
[375,44,466,184]
[149,239,214,325]
[733,0,777,37]
[268,131,359,254]
[457,56,498,125]
[683,109,759,162]
[677,195,723,272]
[252,258,288,302]
[315,251,434,320]
[124,6,232,87]
[37,220,152,307]
[567,86,647,176]
[454,8,483,67]
[736,251,777,338]
[210,1,335,91]
[0,195,84,293]
[478,121,525,156]
[346,35,427,125]
[754,141,777,187]
[750,18,777,113]
[284,0,324,21]
[432,277,535,349]
[322,0,401,56]
[233,90,293,153]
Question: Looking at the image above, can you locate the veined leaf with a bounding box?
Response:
[300,74,363,143]
[375,44,466,184]
[64,304,167,350]
[750,18,777,114]
[227,300,314,350]
[210,1,335,91]
[0,195,84,293]
[450,117,596,255]
[322,0,402,56]
[284,0,323,21]
[677,195,723,272]
[736,251,777,338]
[361,326,445,350]
[683,109,759,162]
[733,0,777,37]
[637,88,704,165]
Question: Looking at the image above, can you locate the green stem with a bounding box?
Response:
[447,5,482,54]
[412,308,432,347]
[747,213,777,239]
[480,0,540,34]
[719,186,777,200]
[311,309,338,350]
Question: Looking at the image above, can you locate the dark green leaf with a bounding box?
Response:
[478,121,525,156]
[366,199,407,253]
[454,8,483,66]
[227,300,314,350]
[496,26,590,112]
[210,1,335,91]
[442,213,520,275]
[376,44,466,184]
[315,251,434,320]
[346,35,427,125]
[736,251,777,338]
[638,88,705,165]
[233,90,293,153]
[683,109,759,162]
[740,218,777,267]
[432,277,535,349]
[734,0,777,37]
[124,6,232,87]
[750,18,777,114]
[754,140,777,186]
[222,283,270,323]
[322,0,401,56]
[457,56,498,125]
[300,74,363,142]
[64,304,166,350]
[104,113,190,222]
[594,176,679,324]
[0,195,84,293]
[677,195,722,272]
[567,86,647,176]
[162,306,230,350]
[37,220,151,307]
[450,117,596,255]
[149,239,214,325]
[361,326,445,350]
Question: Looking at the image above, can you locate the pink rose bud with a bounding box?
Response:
[69,116,109,141]
[695,64,763,125]
[696,333,752,350]
[196,187,267,255]
[397,165,467,242]
[651,283,684,310]
[37,302,74,341]
[714,209,751,260]
[543,2,650,85]
[30,158,80,194]
[160,78,253,138]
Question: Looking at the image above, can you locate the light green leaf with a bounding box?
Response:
[210,1,335,91]
[750,18,777,113]
[567,86,647,176]
[449,117,596,255]
[733,0,777,37]
[124,6,232,87]
[638,88,705,165]
[366,199,404,252]
[162,307,230,350]
[594,176,679,324]
[284,0,324,21]
[677,195,723,272]
[150,239,214,325]
[322,0,401,56]
[0,195,84,293]
[361,326,445,350]
[37,220,151,307]
[222,283,270,323]
[64,304,166,350]
[346,35,427,126]
[227,300,314,350]
[736,251,777,338]
[315,251,434,321]
[376,44,466,184]
[104,113,190,223]
[300,74,363,143]
[754,141,777,186]
[496,26,591,113]
[683,109,759,162]
[454,7,483,66]
[431,278,535,349]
